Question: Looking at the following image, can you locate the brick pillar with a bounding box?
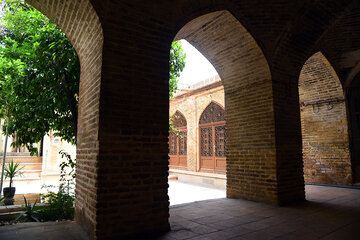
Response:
[93,33,172,239]
[272,72,306,205]
[26,0,105,238]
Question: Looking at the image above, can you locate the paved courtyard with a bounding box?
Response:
[0,184,359,239]
[168,181,226,206]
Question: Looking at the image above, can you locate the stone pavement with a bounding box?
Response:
[0,185,359,239]
[168,181,225,206]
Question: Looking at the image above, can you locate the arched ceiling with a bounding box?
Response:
[89,0,357,76]
[318,4,360,87]
[174,10,270,92]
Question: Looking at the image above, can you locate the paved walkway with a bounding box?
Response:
[0,184,359,239]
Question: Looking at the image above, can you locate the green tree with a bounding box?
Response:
[0,1,79,154]
[0,1,186,154]
[169,41,186,98]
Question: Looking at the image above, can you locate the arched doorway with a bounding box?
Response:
[169,111,187,168]
[299,52,352,185]
[199,102,226,173]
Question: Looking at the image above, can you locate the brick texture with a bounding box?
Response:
[299,52,352,185]
[25,0,360,239]
[172,52,354,186]
[26,0,103,238]
[176,11,282,204]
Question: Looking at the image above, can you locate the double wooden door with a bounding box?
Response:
[199,122,226,173]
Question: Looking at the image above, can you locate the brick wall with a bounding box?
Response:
[299,52,352,185]
[26,0,103,238]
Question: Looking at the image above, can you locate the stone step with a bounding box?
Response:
[168,175,178,181]
[13,193,41,205]
[0,194,41,213]
[3,170,42,179]
[2,179,42,194]
[19,163,42,171]
[0,211,21,222]
[3,156,42,164]
[0,196,45,222]
[4,177,41,182]
[0,152,31,157]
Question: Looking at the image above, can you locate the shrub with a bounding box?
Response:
[38,185,74,221]
[38,150,75,221]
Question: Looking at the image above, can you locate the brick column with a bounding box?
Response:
[93,30,172,239]
[272,72,306,205]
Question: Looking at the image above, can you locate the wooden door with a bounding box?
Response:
[199,123,226,172]
[169,111,187,168]
[169,131,187,167]
[199,102,226,173]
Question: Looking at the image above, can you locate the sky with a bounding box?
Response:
[177,39,219,89]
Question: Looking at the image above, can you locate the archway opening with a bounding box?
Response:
[168,40,226,206]
[298,52,353,190]
[0,1,79,205]
[0,1,103,236]
[168,8,275,207]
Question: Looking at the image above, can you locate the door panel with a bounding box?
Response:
[215,158,226,171]
[200,124,226,173]
[169,130,187,168]
[200,127,212,157]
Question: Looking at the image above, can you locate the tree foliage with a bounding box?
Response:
[169,41,186,98]
[0,1,80,155]
[0,1,186,155]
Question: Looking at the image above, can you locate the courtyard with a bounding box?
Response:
[0,184,359,240]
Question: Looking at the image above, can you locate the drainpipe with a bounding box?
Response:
[0,115,10,197]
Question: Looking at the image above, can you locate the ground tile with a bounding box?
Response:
[166,229,199,240]
[196,230,239,240]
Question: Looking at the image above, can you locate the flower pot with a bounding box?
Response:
[3,187,16,205]
[3,187,16,198]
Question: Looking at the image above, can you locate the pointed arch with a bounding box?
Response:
[172,110,187,128]
[299,52,344,100]
[26,0,103,237]
[299,52,352,185]
[174,10,282,203]
[199,101,226,173]
[199,101,225,125]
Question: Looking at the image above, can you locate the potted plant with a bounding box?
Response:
[3,160,24,205]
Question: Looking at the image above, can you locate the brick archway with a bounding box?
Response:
[26,0,103,238]
[174,10,289,204]
[299,52,352,185]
